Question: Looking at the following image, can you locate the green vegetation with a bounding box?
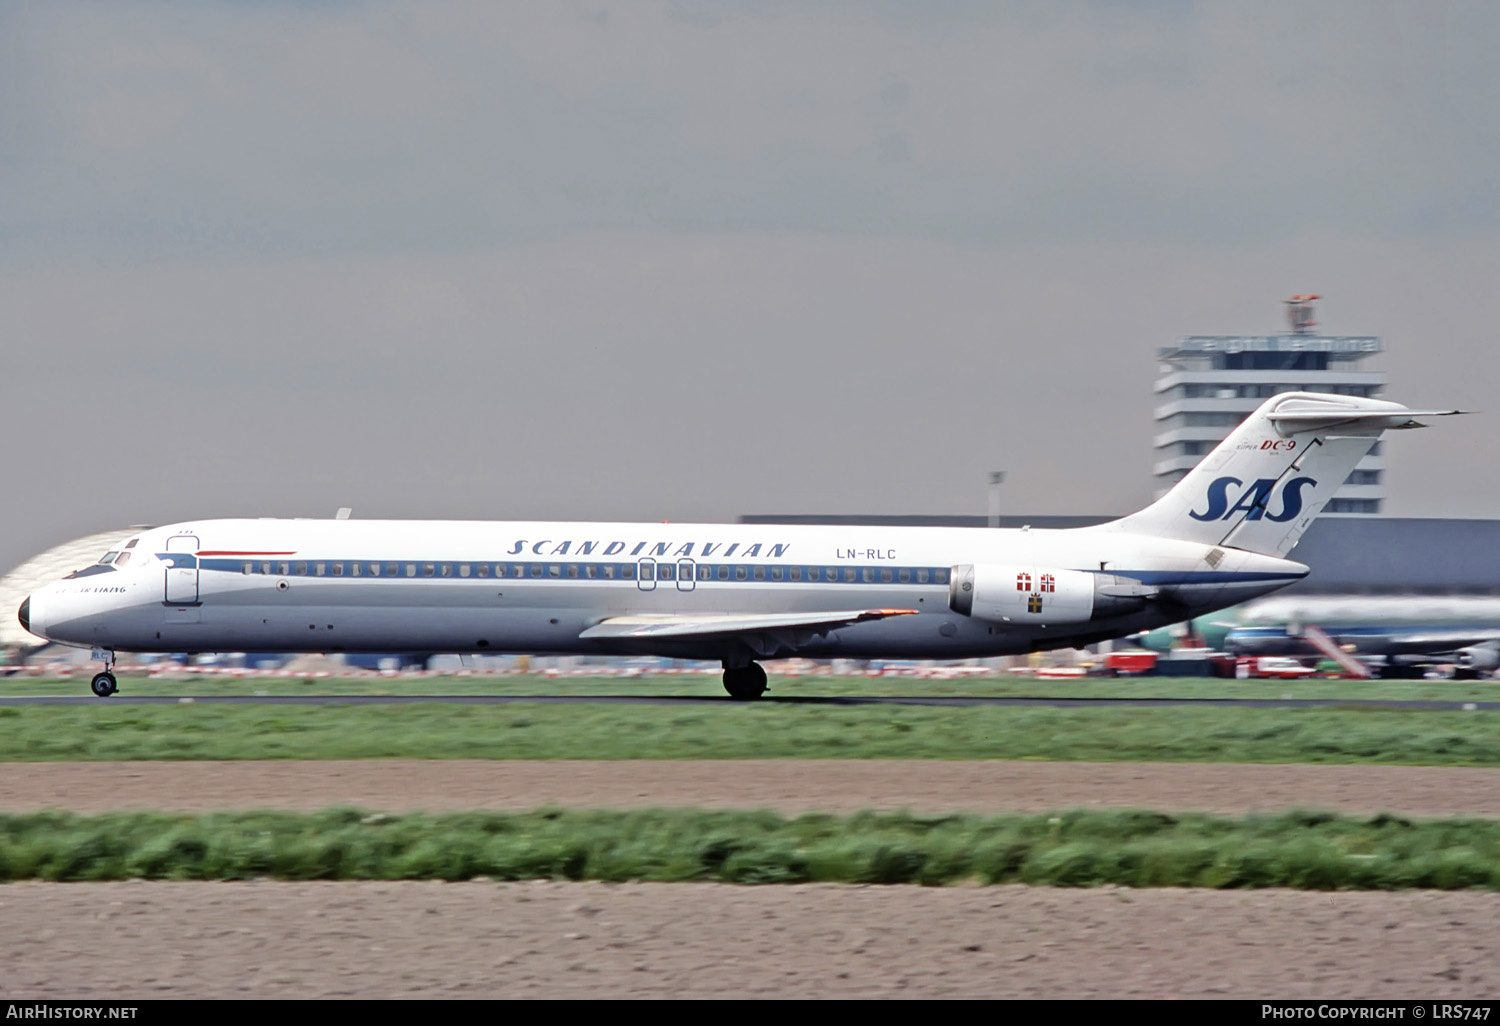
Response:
[5,671,1500,701]
[3,807,1499,889]
[0,700,1497,765]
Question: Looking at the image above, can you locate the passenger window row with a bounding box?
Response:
[235,560,949,585]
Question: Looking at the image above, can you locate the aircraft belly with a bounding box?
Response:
[42,600,167,651]
[159,580,956,652]
[84,579,1275,660]
[151,605,590,654]
[75,571,1270,663]
[106,590,1183,659]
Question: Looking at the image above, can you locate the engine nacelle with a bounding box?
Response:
[1454,644,1500,671]
[948,564,1157,625]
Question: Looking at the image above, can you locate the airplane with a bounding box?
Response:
[17,392,1459,698]
[1129,614,1236,654]
[1222,595,1500,678]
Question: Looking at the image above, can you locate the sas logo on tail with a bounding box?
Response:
[1190,476,1318,523]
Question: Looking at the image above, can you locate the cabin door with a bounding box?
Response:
[163,535,200,605]
[636,558,657,592]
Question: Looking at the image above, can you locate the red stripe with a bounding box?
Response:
[195,550,297,556]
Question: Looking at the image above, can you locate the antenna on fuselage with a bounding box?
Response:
[335,508,353,520]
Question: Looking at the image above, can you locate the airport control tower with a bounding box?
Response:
[1152,296,1386,513]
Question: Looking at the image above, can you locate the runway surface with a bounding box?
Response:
[1,692,1497,709]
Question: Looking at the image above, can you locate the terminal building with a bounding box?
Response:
[1152,296,1385,512]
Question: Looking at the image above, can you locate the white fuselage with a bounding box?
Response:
[22,518,1308,662]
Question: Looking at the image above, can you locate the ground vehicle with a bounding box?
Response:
[1240,656,1316,679]
[1101,650,1158,676]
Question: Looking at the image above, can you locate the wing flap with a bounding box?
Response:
[579,608,918,640]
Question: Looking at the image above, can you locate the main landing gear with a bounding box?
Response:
[722,660,768,701]
[91,651,118,698]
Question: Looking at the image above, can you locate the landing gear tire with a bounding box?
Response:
[722,662,768,701]
[90,672,118,698]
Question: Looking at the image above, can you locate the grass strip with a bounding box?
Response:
[8,673,1500,702]
[3,808,1499,889]
[0,702,1498,765]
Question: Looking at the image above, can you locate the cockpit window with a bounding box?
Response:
[98,551,119,565]
[113,552,132,567]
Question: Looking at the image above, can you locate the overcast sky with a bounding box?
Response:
[3,1,1499,575]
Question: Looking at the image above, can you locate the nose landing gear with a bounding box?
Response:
[721,660,768,701]
[90,651,118,698]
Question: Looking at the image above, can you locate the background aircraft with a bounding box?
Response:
[1221,594,1500,678]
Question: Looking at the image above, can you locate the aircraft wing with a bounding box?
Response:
[579,608,918,640]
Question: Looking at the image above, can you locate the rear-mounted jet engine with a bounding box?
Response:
[948,564,1157,624]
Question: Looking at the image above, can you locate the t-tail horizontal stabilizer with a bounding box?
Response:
[1266,398,1465,434]
[1100,393,1463,559]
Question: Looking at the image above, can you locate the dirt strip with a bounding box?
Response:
[1,881,1496,999]
[2,759,1500,817]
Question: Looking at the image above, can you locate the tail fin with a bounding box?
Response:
[1103,392,1461,557]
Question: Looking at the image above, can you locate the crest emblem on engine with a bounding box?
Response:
[1027,593,1043,614]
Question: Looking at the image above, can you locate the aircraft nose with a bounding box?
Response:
[18,596,30,634]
